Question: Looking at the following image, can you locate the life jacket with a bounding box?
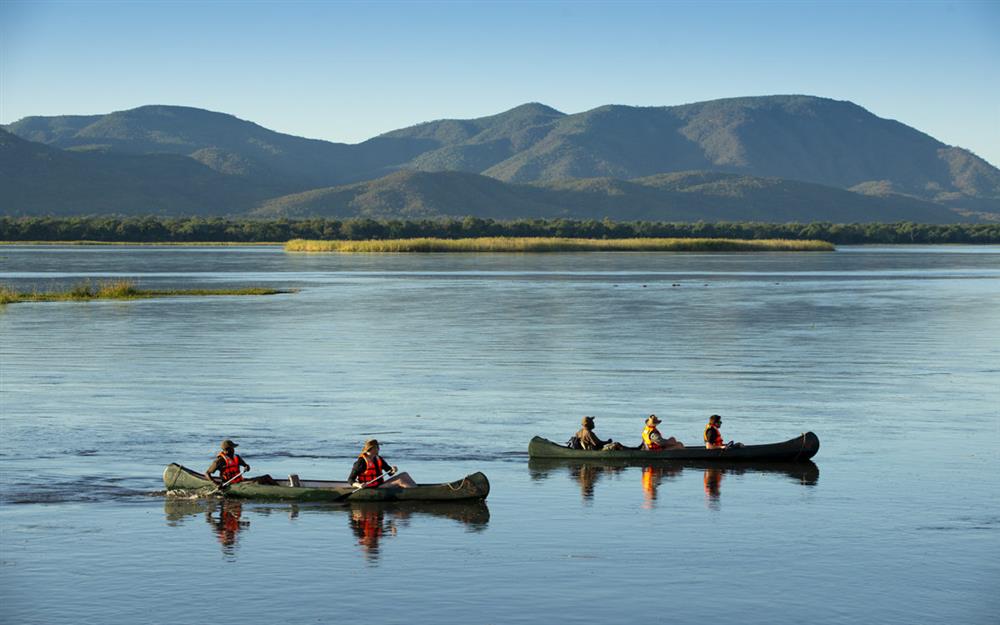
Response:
[358,455,388,488]
[704,424,724,448]
[218,452,243,483]
[642,425,663,451]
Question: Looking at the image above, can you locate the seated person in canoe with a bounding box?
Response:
[204,439,277,487]
[569,416,624,450]
[349,439,417,489]
[703,414,743,450]
[704,415,725,449]
[641,415,684,451]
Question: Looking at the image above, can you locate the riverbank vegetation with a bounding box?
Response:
[0,280,291,305]
[286,237,834,253]
[2,217,999,245]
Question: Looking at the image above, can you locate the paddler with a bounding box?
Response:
[641,415,684,450]
[349,439,417,489]
[204,439,277,487]
[704,414,725,449]
[575,416,621,450]
[704,414,743,449]
[205,439,251,486]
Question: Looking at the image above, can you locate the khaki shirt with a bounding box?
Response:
[575,427,608,451]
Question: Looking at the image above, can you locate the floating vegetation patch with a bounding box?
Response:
[285,237,835,253]
[0,280,294,305]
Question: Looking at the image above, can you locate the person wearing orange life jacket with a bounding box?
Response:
[348,439,417,489]
[204,439,251,486]
[704,415,726,449]
[703,414,743,450]
[641,415,684,451]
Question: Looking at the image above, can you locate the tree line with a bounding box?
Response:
[2,216,999,244]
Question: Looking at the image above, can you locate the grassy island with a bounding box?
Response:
[0,280,293,305]
[285,237,835,253]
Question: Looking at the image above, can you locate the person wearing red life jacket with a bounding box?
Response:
[204,439,250,486]
[641,415,684,451]
[204,439,278,488]
[348,439,417,489]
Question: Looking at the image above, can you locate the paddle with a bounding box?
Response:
[209,470,246,496]
[337,470,393,500]
[354,470,392,491]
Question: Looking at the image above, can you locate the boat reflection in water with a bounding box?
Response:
[346,501,490,562]
[163,498,253,557]
[163,497,490,561]
[529,458,818,509]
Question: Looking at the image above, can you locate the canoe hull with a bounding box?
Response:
[528,432,819,462]
[162,464,490,502]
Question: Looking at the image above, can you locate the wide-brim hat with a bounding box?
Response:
[581,416,595,426]
[646,415,661,425]
[221,439,238,450]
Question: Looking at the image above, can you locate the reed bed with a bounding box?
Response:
[285,237,835,253]
[0,241,282,246]
[0,280,292,305]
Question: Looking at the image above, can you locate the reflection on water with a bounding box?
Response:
[163,497,489,562]
[208,500,248,554]
[641,465,684,509]
[530,458,819,509]
[571,463,625,500]
[349,504,395,562]
[5,246,999,624]
[163,498,252,557]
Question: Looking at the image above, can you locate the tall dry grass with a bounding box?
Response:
[285,237,835,253]
[0,280,290,305]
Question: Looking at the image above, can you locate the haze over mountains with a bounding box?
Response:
[4,95,999,222]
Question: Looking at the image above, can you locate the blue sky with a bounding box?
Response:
[2,0,998,165]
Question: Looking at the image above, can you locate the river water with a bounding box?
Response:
[1,245,998,625]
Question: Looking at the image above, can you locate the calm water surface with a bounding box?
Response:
[1,246,999,625]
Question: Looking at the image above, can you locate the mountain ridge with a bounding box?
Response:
[249,168,963,224]
[5,95,1000,221]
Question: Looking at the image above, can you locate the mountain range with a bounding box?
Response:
[4,95,1000,222]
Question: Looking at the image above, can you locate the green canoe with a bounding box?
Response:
[528,432,820,462]
[162,463,490,502]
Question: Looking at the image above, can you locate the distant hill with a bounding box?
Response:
[5,96,1000,221]
[251,169,960,223]
[386,97,1000,203]
[4,105,422,188]
[0,129,282,216]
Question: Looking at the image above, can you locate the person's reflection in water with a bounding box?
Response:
[574,464,598,500]
[703,468,723,510]
[641,466,682,509]
[349,506,396,564]
[567,464,625,501]
[206,499,247,556]
[642,466,658,509]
